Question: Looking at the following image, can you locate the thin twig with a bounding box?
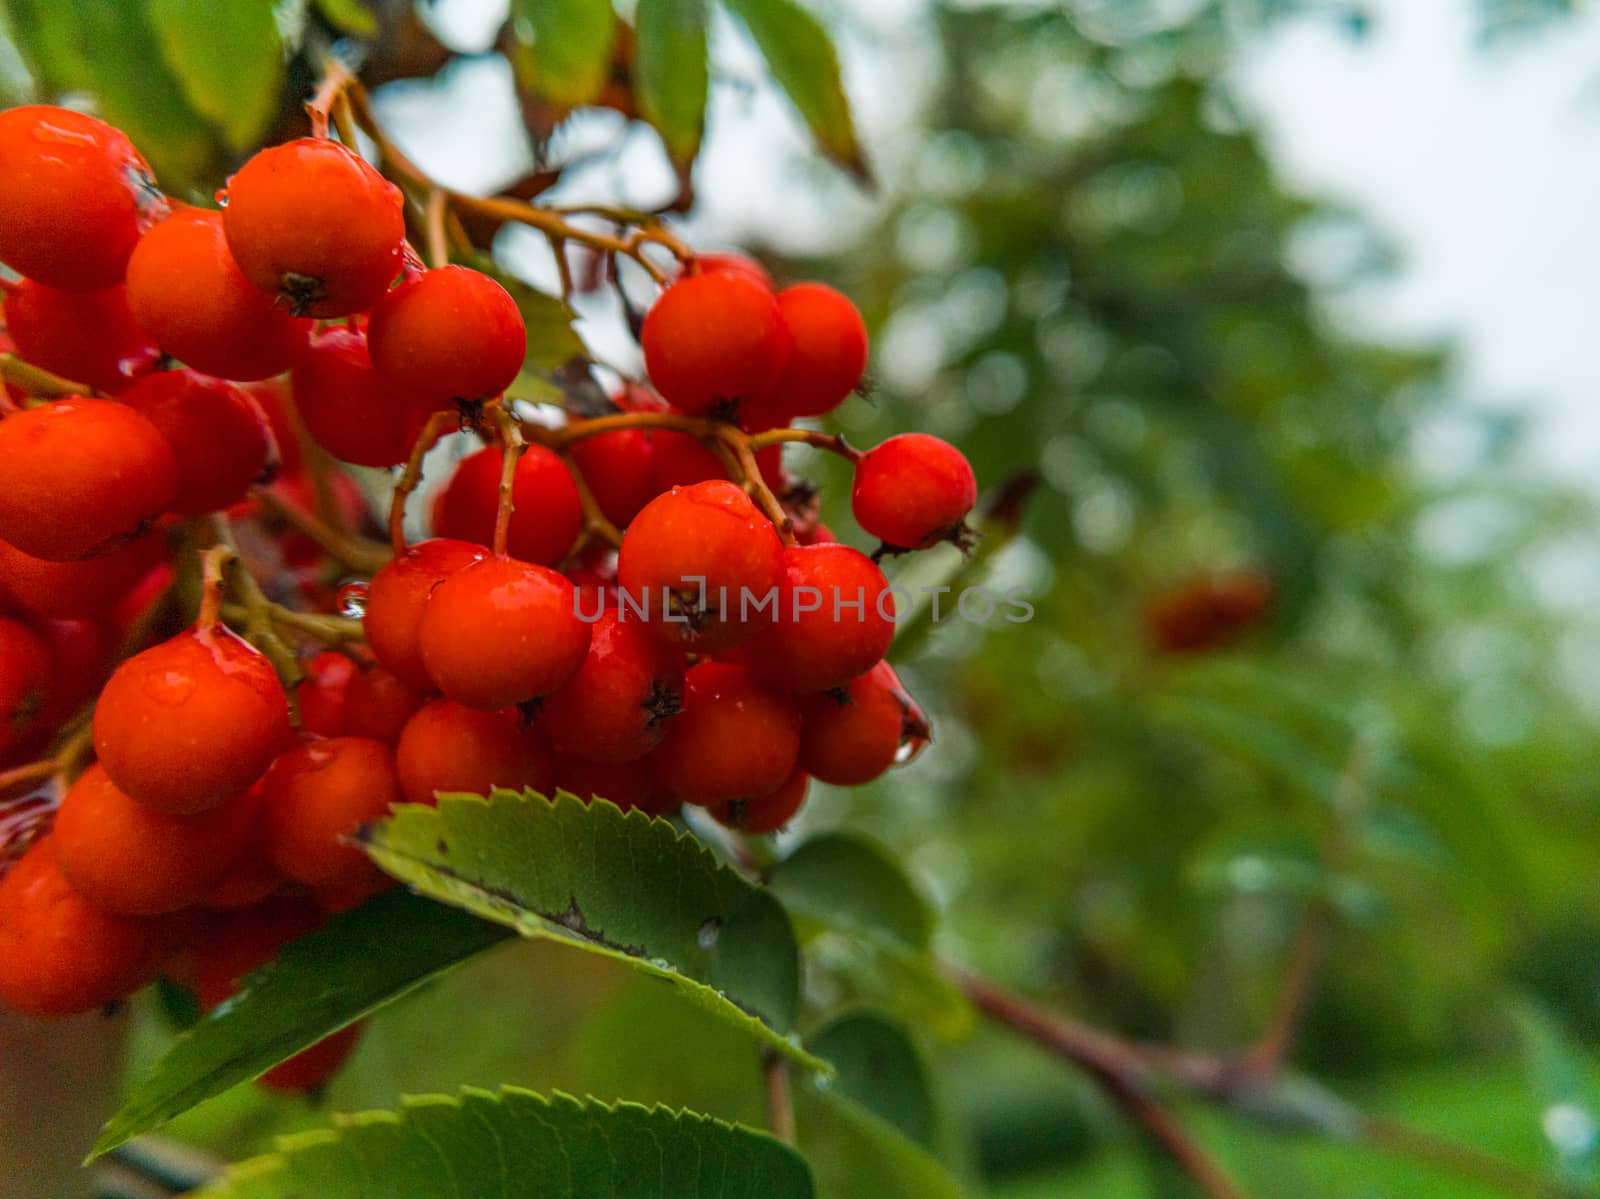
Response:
[389,409,458,554]
[487,403,525,557]
[761,1051,797,1146]
[745,427,861,461]
[424,189,450,270]
[0,354,90,398]
[250,487,391,575]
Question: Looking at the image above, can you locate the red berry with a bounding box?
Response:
[31,617,112,730]
[53,764,257,915]
[344,666,427,744]
[641,272,789,417]
[363,538,488,689]
[616,481,785,653]
[746,544,895,694]
[0,837,156,1017]
[0,106,165,290]
[368,265,526,404]
[260,736,401,888]
[0,398,176,560]
[687,252,773,289]
[757,283,868,419]
[569,427,656,527]
[126,206,310,381]
[554,752,673,816]
[395,699,553,805]
[259,1023,364,1092]
[0,617,47,756]
[647,428,784,494]
[648,662,800,806]
[418,555,590,709]
[798,663,908,785]
[541,609,685,763]
[851,433,977,550]
[118,369,276,514]
[93,625,292,814]
[297,651,358,738]
[431,444,583,567]
[0,532,166,622]
[292,325,427,468]
[241,376,301,473]
[710,769,808,834]
[222,138,405,317]
[191,897,326,1009]
[4,280,160,393]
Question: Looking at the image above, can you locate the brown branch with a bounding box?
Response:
[761,1050,797,1147]
[0,354,90,398]
[250,487,391,575]
[389,409,458,554]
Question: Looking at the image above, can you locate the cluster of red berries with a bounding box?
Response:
[0,103,977,1089]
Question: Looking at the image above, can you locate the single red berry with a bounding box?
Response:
[647,427,784,494]
[648,662,800,806]
[395,698,553,805]
[118,369,276,514]
[31,617,112,730]
[4,280,160,393]
[0,837,156,1017]
[851,433,977,550]
[798,663,910,785]
[0,532,165,622]
[641,272,789,417]
[0,617,48,757]
[223,138,405,317]
[292,325,427,468]
[418,555,590,709]
[190,897,326,1010]
[93,624,293,814]
[569,426,657,527]
[363,538,488,689]
[297,651,358,737]
[259,1023,364,1092]
[616,480,785,653]
[126,206,310,381]
[757,283,869,419]
[242,376,301,473]
[202,845,282,911]
[687,252,773,289]
[711,769,809,834]
[746,544,895,694]
[344,666,428,744]
[260,736,402,888]
[554,752,673,816]
[541,608,685,764]
[368,265,526,404]
[431,443,583,567]
[53,764,258,916]
[0,398,176,560]
[0,105,166,290]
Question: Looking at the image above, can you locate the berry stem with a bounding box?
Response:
[536,408,719,448]
[219,602,364,646]
[424,188,449,271]
[716,428,795,544]
[196,544,232,630]
[388,408,458,554]
[746,426,861,462]
[487,403,525,558]
[560,448,623,553]
[250,487,391,575]
[0,353,91,399]
[206,515,301,685]
[760,1050,796,1146]
[0,759,55,795]
[305,55,357,142]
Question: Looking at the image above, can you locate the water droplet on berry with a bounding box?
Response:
[893,737,928,766]
[215,187,230,207]
[336,580,369,618]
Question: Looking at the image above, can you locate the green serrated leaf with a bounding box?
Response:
[91,892,509,1159]
[769,832,934,951]
[359,791,824,1070]
[798,1071,962,1199]
[313,0,377,35]
[635,0,708,167]
[810,1010,939,1151]
[147,0,284,150]
[722,0,867,180]
[507,0,618,109]
[195,1088,814,1198]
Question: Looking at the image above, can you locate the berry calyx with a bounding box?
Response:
[756,283,869,420]
[616,480,786,653]
[363,538,489,689]
[418,555,591,709]
[118,369,277,514]
[260,736,402,888]
[93,624,292,814]
[746,543,896,694]
[222,138,405,317]
[648,662,800,806]
[540,608,685,764]
[641,271,789,418]
[710,769,809,834]
[52,764,257,916]
[851,432,978,550]
[0,105,165,290]
[0,397,176,561]
[368,265,526,405]
[395,699,553,805]
[431,443,583,567]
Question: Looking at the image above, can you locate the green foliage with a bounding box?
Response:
[94,893,509,1159]
[769,833,934,951]
[194,1088,813,1199]
[145,0,283,150]
[808,1011,939,1151]
[506,0,618,109]
[359,792,818,1066]
[634,0,709,167]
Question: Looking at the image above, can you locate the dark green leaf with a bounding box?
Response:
[635,0,708,167]
[810,1010,939,1151]
[722,0,867,179]
[507,0,618,109]
[797,1074,962,1199]
[769,832,934,951]
[91,892,509,1159]
[146,0,284,150]
[195,1088,814,1198]
[313,0,377,35]
[359,791,822,1068]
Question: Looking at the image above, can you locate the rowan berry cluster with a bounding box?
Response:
[0,103,976,1088]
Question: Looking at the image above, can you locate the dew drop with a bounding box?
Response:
[1543,1103,1598,1158]
[214,187,230,207]
[336,580,369,618]
[697,917,722,950]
